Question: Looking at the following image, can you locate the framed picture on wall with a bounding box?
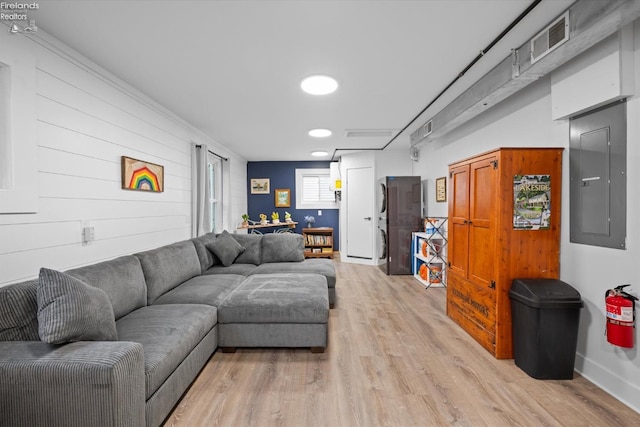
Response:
[251,178,270,194]
[121,156,164,192]
[435,176,446,202]
[275,188,290,208]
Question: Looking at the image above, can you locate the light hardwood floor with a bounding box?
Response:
[163,258,640,426]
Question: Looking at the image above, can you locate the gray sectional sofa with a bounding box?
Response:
[0,231,336,427]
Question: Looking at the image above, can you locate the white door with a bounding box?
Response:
[346,167,374,258]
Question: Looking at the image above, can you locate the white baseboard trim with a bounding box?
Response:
[575,352,640,413]
[340,255,376,266]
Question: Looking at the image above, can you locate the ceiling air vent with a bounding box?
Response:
[423,120,433,136]
[531,11,569,64]
[345,129,395,138]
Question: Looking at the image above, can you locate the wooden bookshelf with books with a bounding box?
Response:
[303,227,334,259]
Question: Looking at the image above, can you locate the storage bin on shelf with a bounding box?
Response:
[412,217,447,289]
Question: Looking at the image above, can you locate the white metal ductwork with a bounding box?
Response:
[409,0,640,147]
[410,120,432,146]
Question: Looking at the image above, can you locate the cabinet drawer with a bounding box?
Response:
[446,298,496,354]
[447,274,496,335]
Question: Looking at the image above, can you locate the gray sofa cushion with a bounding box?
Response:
[203,263,258,276]
[218,274,328,324]
[0,280,40,341]
[191,233,219,273]
[66,255,147,320]
[153,274,244,307]
[115,304,216,399]
[37,268,118,344]
[261,233,305,263]
[206,230,245,267]
[252,258,336,289]
[231,233,262,265]
[135,240,202,305]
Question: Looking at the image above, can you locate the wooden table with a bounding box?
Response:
[237,221,298,234]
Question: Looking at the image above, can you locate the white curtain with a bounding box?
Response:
[191,143,211,237]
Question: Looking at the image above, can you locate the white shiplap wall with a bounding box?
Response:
[0,30,247,286]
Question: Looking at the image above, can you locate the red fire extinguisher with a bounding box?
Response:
[605,284,637,348]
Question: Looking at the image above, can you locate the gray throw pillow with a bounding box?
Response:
[231,234,262,265]
[206,230,245,267]
[0,280,40,341]
[192,233,220,272]
[37,268,118,344]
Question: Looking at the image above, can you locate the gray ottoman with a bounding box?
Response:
[217,273,329,353]
[251,259,337,307]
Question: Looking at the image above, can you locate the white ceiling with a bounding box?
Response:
[30,0,574,161]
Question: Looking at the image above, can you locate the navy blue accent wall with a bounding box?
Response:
[246,161,339,250]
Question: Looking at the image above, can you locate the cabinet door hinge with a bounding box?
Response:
[491,160,498,169]
[489,280,496,289]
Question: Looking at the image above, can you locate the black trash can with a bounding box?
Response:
[509,278,583,380]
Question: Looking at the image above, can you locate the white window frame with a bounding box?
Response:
[295,168,337,210]
[0,39,38,213]
[207,153,223,233]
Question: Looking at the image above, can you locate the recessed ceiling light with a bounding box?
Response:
[301,75,338,95]
[311,151,329,157]
[309,129,332,138]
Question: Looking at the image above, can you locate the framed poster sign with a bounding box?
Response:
[513,174,551,230]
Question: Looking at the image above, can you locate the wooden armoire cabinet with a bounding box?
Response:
[447,148,563,359]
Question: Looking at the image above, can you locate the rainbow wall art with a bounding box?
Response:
[121,156,164,192]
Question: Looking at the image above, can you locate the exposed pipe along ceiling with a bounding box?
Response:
[330,0,640,162]
[330,0,545,161]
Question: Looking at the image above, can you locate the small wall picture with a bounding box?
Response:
[435,177,447,202]
[275,188,291,207]
[121,156,164,192]
[251,178,270,194]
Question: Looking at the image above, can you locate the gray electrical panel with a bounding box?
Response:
[569,100,626,249]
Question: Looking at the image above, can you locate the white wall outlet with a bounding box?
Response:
[318,210,322,216]
[83,226,95,243]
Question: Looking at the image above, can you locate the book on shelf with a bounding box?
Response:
[305,235,333,246]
